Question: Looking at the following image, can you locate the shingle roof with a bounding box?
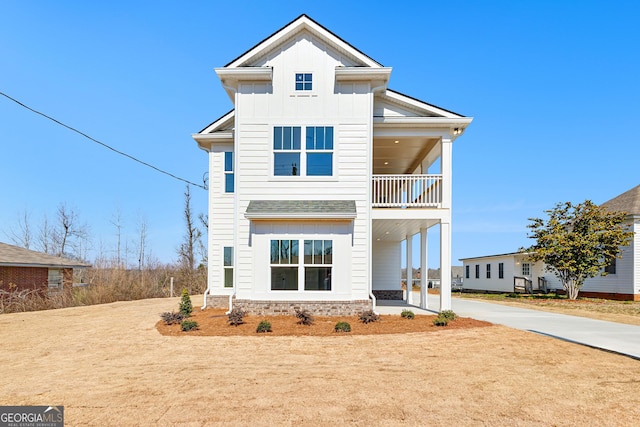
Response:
[601,184,640,215]
[245,200,357,219]
[0,242,90,268]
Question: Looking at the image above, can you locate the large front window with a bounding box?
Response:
[270,239,332,291]
[273,126,333,177]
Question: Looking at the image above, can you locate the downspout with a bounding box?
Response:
[220,80,238,316]
[368,81,388,314]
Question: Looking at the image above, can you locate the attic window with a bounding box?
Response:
[295,73,312,91]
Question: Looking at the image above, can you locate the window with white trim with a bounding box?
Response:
[522,263,530,276]
[306,127,333,176]
[295,73,312,91]
[223,247,233,288]
[270,239,332,291]
[465,265,470,279]
[224,152,234,193]
[270,239,299,290]
[498,262,504,279]
[304,240,332,290]
[486,263,491,279]
[475,264,480,279]
[273,127,301,176]
[273,126,333,177]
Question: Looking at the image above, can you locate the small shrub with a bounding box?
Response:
[358,310,379,324]
[334,321,351,333]
[401,309,415,320]
[295,308,314,325]
[433,315,449,326]
[179,288,193,318]
[181,319,199,331]
[256,320,272,333]
[440,310,457,320]
[227,307,247,326]
[160,311,185,325]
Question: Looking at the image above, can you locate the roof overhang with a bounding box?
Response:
[335,67,392,88]
[215,67,273,101]
[0,262,90,269]
[245,200,357,220]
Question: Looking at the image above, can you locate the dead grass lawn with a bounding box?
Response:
[1,296,639,426]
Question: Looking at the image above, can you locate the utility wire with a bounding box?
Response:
[0,90,207,190]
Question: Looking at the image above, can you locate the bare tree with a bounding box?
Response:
[6,209,32,249]
[52,203,89,259]
[110,208,124,268]
[178,185,202,270]
[136,215,148,271]
[37,214,52,254]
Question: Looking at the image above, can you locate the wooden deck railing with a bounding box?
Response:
[372,174,442,207]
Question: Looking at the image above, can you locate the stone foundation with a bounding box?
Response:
[231,299,373,316]
[204,294,230,309]
[372,290,404,300]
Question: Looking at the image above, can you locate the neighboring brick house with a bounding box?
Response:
[0,242,90,294]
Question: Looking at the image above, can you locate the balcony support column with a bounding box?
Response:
[405,234,413,305]
[439,221,452,311]
[441,137,452,209]
[420,227,428,309]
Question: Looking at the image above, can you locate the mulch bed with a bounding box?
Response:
[156,308,493,336]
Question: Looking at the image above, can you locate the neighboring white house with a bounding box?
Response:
[193,15,472,315]
[460,184,640,301]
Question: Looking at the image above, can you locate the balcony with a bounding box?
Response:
[372,174,442,208]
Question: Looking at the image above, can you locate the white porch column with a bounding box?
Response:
[405,234,413,304]
[439,221,452,311]
[420,227,428,309]
[441,137,452,209]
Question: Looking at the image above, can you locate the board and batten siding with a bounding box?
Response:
[231,33,374,301]
[207,144,234,294]
[372,240,401,291]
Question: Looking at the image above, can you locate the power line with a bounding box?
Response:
[0,90,207,190]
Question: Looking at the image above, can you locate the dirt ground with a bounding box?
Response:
[1,296,639,426]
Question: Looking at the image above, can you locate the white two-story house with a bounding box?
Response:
[193,15,472,315]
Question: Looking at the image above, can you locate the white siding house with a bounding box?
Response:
[193,15,472,315]
[460,184,640,301]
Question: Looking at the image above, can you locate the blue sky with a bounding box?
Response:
[1,1,638,267]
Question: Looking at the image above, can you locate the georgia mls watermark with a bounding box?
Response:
[0,406,63,427]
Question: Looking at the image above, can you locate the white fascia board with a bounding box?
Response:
[226,16,382,68]
[374,116,473,128]
[335,67,392,82]
[192,132,234,151]
[215,67,273,85]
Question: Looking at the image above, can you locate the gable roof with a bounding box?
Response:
[602,184,640,215]
[0,242,90,268]
[225,14,382,68]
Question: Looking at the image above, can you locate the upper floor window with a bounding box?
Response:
[306,126,333,176]
[224,152,234,193]
[273,126,301,176]
[295,73,312,91]
[274,126,333,177]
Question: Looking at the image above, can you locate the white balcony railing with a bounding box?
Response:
[372,174,442,207]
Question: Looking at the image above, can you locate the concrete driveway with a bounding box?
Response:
[377,292,640,360]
